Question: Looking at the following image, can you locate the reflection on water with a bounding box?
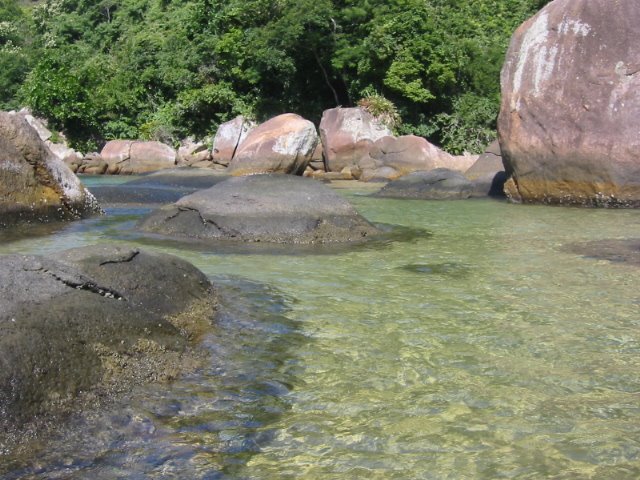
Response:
[2,183,640,478]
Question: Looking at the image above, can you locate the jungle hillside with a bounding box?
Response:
[0,0,548,153]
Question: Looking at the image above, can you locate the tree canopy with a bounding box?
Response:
[1,0,547,152]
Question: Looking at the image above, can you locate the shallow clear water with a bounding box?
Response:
[2,181,640,479]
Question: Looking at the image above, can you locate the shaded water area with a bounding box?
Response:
[2,177,640,478]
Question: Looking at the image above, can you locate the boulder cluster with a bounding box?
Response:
[2,0,640,455]
[36,106,488,185]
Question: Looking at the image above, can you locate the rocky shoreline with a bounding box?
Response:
[0,246,218,455]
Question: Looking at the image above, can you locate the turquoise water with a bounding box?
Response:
[1,181,640,479]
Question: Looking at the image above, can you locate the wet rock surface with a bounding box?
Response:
[374,168,492,200]
[138,174,381,244]
[0,112,101,227]
[0,245,217,453]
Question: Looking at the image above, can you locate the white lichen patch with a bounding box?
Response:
[608,61,636,117]
[559,16,591,37]
[0,160,26,173]
[512,12,556,107]
[216,121,241,142]
[511,11,592,110]
[45,154,85,202]
[272,125,317,157]
[340,110,391,143]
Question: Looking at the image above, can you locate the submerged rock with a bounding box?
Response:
[138,174,381,244]
[568,239,640,266]
[0,112,100,227]
[498,0,640,206]
[0,245,217,452]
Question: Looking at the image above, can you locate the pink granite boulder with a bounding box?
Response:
[498,0,640,206]
[227,114,318,176]
[319,107,392,172]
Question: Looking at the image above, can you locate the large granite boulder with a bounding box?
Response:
[0,112,100,227]
[0,246,217,451]
[77,152,108,175]
[20,109,52,142]
[498,0,640,206]
[138,174,381,244]
[367,135,470,179]
[374,168,481,200]
[227,114,318,176]
[16,109,84,164]
[211,116,255,166]
[101,140,177,174]
[319,107,392,173]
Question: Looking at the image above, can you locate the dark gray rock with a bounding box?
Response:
[374,168,478,200]
[465,140,504,180]
[138,174,381,244]
[89,168,229,205]
[568,239,640,266]
[0,246,217,452]
[464,140,506,198]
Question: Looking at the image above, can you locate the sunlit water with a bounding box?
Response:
[1,178,640,479]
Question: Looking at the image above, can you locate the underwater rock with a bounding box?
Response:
[89,168,229,205]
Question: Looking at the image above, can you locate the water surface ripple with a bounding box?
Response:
[1,183,640,479]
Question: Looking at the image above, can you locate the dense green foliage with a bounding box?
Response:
[1,0,547,152]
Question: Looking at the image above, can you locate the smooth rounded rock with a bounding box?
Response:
[498,0,640,206]
[319,107,392,173]
[101,140,177,174]
[227,114,318,176]
[211,116,255,166]
[138,174,381,244]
